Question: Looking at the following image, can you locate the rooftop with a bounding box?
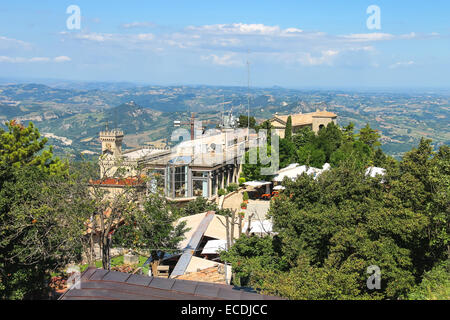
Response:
[59,267,284,300]
[274,110,337,126]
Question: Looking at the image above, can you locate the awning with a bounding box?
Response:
[242,220,273,234]
[201,239,227,255]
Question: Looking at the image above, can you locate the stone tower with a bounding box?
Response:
[99,129,124,157]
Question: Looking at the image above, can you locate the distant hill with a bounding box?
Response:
[0,82,448,159]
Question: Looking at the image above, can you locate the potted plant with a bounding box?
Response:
[240,202,247,209]
[242,191,249,203]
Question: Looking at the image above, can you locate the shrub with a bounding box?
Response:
[218,188,227,196]
[227,183,239,193]
[243,191,249,202]
[238,177,246,186]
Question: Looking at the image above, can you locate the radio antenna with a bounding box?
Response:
[247,49,251,139]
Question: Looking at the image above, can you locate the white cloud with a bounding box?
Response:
[0,36,31,49]
[302,50,339,66]
[54,56,71,62]
[0,55,70,63]
[340,33,395,42]
[389,61,415,69]
[57,23,439,70]
[136,33,154,41]
[121,21,155,29]
[201,53,243,66]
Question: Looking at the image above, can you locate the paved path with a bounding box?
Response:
[246,200,271,221]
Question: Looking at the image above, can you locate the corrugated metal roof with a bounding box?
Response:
[59,268,284,300]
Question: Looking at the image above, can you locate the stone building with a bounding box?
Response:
[270,109,338,138]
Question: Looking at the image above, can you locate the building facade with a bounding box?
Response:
[98,127,251,202]
[270,109,338,138]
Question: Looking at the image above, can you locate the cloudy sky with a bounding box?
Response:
[1,0,449,88]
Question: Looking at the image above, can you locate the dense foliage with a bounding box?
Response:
[0,121,90,299]
[226,124,449,299]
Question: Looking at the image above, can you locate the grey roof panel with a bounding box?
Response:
[194,283,221,298]
[88,269,109,281]
[102,270,131,283]
[172,279,199,295]
[148,277,176,290]
[126,274,153,286]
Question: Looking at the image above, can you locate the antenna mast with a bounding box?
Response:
[247,50,250,139]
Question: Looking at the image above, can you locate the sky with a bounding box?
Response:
[0,0,449,89]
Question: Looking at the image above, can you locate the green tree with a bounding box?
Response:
[357,123,381,150]
[238,115,256,129]
[0,122,87,299]
[178,196,218,217]
[284,116,292,141]
[114,193,189,276]
[296,143,326,168]
[316,122,343,162]
[279,138,296,169]
[342,122,355,143]
[292,127,316,149]
[0,120,67,175]
[225,139,449,300]
[0,165,92,299]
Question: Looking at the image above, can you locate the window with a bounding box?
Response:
[148,169,165,192]
[193,171,208,178]
[174,166,188,198]
[193,179,208,198]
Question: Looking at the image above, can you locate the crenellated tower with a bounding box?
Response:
[99,129,124,157]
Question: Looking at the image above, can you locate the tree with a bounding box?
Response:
[242,145,276,181]
[238,115,256,129]
[0,120,67,175]
[292,127,316,149]
[342,122,355,143]
[225,138,449,300]
[178,196,218,217]
[279,138,296,169]
[0,121,86,299]
[296,143,326,168]
[220,235,285,287]
[408,259,450,300]
[284,116,292,141]
[316,122,343,162]
[114,193,189,276]
[358,123,381,150]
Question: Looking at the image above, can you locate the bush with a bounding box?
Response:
[238,177,246,186]
[226,183,239,193]
[243,191,249,202]
[218,188,227,196]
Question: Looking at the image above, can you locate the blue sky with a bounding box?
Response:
[0,0,449,88]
